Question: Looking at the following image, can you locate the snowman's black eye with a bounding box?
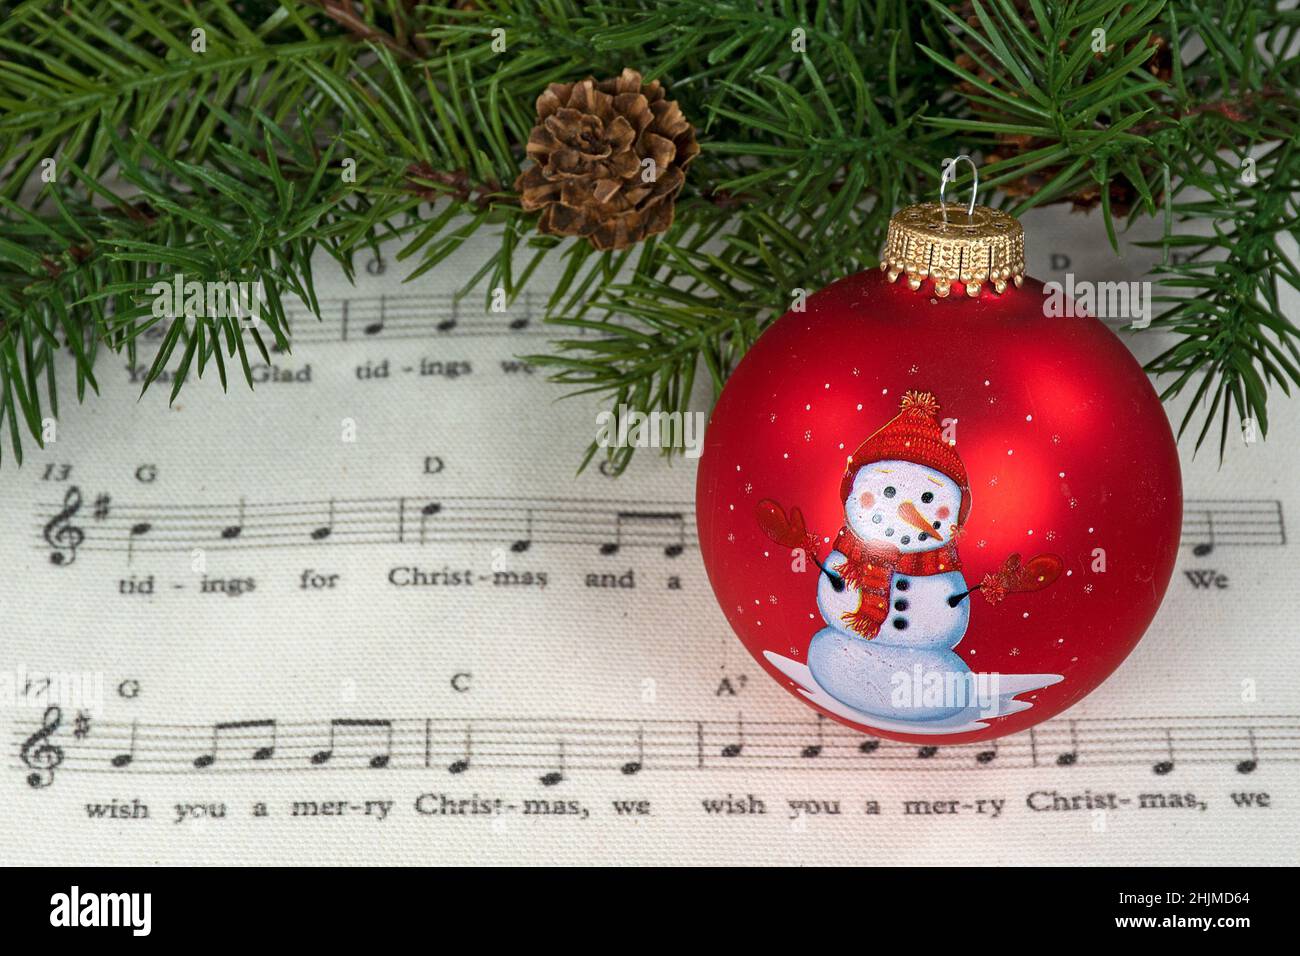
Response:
[921,492,934,503]
[883,486,896,498]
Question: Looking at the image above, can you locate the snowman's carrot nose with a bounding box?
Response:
[898,500,943,541]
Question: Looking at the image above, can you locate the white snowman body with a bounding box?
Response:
[816,555,969,649]
[807,459,974,721]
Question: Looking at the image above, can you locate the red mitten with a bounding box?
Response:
[756,499,816,553]
[981,552,1063,603]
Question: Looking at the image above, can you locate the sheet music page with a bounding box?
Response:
[3,205,1297,866]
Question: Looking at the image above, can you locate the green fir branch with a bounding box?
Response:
[0,0,1298,468]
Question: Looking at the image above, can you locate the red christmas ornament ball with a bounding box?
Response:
[696,264,1182,745]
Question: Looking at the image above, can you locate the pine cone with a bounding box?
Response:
[514,68,699,251]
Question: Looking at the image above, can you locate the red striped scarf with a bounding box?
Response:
[831,526,962,638]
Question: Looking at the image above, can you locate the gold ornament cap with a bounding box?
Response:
[880,156,1025,297]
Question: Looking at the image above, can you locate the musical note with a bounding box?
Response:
[601,511,687,558]
[721,716,745,758]
[1192,511,1215,557]
[435,295,459,334]
[418,501,441,545]
[1152,730,1176,775]
[621,727,645,775]
[975,741,998,764]
[310,501,335,541]
[20,706,64,788]
[362,295,386,336]
[859,738,881,754]
[1236,729,1258,774]
[1056,721,1079,766]
[126,521,151,563]
[448,726,472,774]
[311,719,392,768]
[508,291,531,331]
[917,746,939,759]
[221,499,246,540]
[193,719,277,769]
[510,509,533,553]
[112,722,138,768]
[43,486,85,566]
[539,741,565,786]
[801,716,825,758]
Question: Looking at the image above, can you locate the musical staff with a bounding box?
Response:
[1181,499,1285,555]
[131,291,578,350]
[14,712,1299,787]
[34,488,694,563]
[36,492,1281,565]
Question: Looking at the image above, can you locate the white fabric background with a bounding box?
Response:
[2,204,1297,865]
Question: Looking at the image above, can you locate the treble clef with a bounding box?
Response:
[20,705,65,789]
[43,486,85,566]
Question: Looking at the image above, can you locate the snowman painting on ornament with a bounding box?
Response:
[757,390,1066,735]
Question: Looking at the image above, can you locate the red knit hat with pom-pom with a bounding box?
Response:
[839,390,971,525]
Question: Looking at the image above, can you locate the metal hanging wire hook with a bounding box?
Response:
[939,154,979,221]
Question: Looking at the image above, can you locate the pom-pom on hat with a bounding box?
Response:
[840,390,972,526]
